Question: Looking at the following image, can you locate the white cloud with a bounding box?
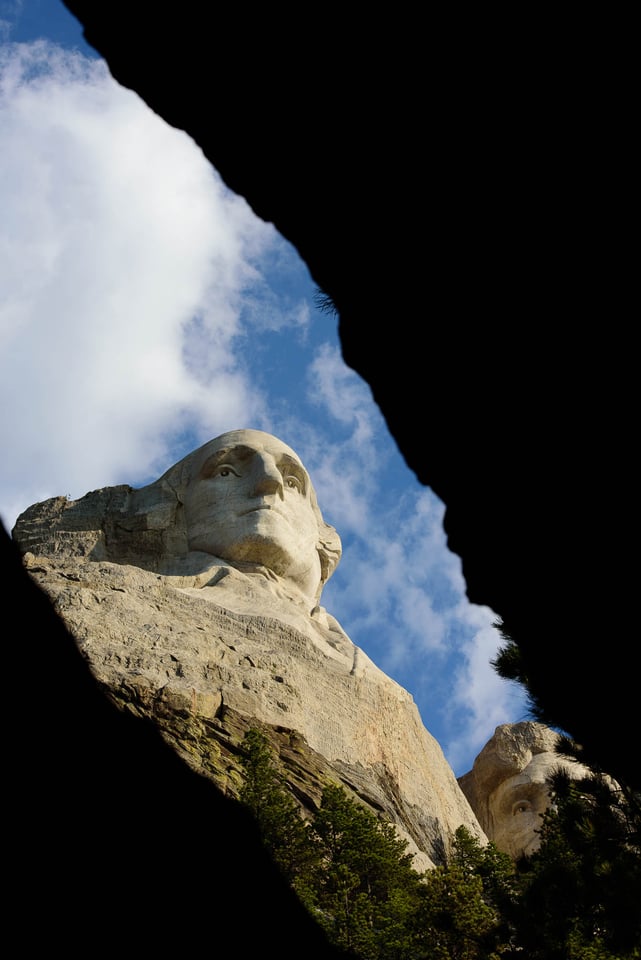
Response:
[307,343,376,448]
[241,284,312,336]
[321,497,452,678]
[0,40,275,528]
[440,604,530,775]
[292,343,388,538]
[0,1,22,43]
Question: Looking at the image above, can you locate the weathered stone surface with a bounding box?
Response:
[3,524,345,958]
[21,549,484,870]
[14,430,487,870]
[458,721,590,859]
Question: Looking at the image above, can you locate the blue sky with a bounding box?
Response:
[0,0,529,777]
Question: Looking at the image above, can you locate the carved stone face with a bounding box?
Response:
[488,752,566,858]
[182,429,322,600]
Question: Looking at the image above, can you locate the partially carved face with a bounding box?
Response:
[182,430,323,601]
[459,722,593,861]
[488,752,570,858]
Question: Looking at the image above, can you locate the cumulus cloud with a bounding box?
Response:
[442,606,529,775]
[0,40,276,527]
[294,343,388,535]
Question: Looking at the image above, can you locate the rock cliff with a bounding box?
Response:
[14,485,486,872]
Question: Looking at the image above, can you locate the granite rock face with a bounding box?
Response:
[2,524,346,958]
[15,477,486,871]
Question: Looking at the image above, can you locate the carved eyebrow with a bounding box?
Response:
[277,455,308,492]
[197,445,253,478]
[198,446,309,490]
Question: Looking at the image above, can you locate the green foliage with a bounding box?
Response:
[238,728,320,885]
[237,728,641,959]
[302,783,427,959]
[510,772,641,959]
[451,825,515,897]
[419,864,499,959]
[416,827,517,959]
[451,826,518,952]
[490,629,529,690]
[238,730,433,957]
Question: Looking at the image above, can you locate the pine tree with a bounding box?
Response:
[303,783,427,959]
[418,863,501,959]
[450,825,518,953]
[510,770,641,959]
[238,728,320,886]
[414,826,517,959]
[236,729,641,958]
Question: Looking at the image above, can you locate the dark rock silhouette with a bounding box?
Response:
[4,523,345,956]
[5,2,634,951]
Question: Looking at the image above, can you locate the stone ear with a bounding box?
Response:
[317,520,341,586]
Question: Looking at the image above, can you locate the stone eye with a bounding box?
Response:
[286,476,302,490]
[513,801,532,816]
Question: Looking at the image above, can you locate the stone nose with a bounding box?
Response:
[250,453,284,497]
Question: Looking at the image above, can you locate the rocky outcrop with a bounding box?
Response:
[18,543,485,870]
[13,437,487,873]
[2,522,347,958]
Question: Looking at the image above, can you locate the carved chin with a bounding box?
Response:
[223,535,297,575]
[187,530,315,582]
